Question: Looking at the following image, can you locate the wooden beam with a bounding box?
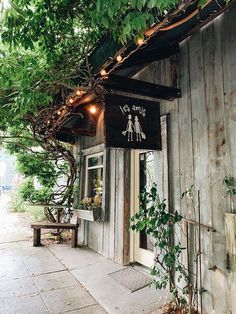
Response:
[118,45,179,70]
[102,74,181,100]
[58,127,96,137]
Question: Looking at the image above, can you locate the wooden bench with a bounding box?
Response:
[31,222,78,248]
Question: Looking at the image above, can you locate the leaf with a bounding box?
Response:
[136,0,144,10]
[101,17,109,28]
[199,0,207,7]
[123,23,131,35]
[147,0,156,9]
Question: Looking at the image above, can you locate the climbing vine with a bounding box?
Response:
[130,183,189,307]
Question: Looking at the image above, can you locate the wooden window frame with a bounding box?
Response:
[80,144,110,221]
[84,151,104,200]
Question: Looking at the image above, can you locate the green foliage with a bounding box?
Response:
[19,177,54,204]
[0,0,209,134]
[131,183,188,304]
[94,0,179,43]
[0,0,209,208]
[26,204,45,221]
[10,187,45,220]
[10,189,27,213]
[2,130,69,204]
[223,176,236,196]
[16,151,66,188]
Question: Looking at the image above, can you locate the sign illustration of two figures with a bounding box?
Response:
[122,114,146,142]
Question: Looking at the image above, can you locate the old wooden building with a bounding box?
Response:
[55,1,236,313]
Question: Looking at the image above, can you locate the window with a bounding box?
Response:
[84,152,103,205]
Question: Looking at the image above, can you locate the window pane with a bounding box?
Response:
[139,151,154,252]
[139,151,154,193]
[87,168,103,198]
[88,155,103,168]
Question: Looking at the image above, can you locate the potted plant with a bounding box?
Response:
[75,196,102,221]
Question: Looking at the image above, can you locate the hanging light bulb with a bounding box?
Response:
[76,89,82,96]
[89,105,97,114]
[100,69,107,76]
[137,38,144,45]
[116,55,123,62]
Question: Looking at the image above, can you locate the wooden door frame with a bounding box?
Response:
[122,149,131,265]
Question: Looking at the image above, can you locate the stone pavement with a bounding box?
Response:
[0,194,166,314]
[0,195,106,314]
[0,240,107,314]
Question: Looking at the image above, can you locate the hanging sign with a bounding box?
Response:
[105,94,161,150]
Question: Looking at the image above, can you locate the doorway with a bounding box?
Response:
[130,115,169,268]
[131,150,155,267]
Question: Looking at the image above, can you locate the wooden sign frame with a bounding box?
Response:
[104,94,161,150]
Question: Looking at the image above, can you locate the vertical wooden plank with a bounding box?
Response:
[221,5,236,212]
[95,212,104,254]
[178,39,194,218]
[102,148,111,258]
[87,220,98,252]
[114,149,124,263]
[203,17,228,314]
[108,148,116,260]
[178,39,195,284]
[122,149,131,265]
[189,28,212,313]
[221,5,236,313]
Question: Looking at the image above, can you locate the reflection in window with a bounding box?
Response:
[139,151,154,194]
[85,153,103,206]
[139,151,154,252]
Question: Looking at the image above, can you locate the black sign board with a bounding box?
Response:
[105,94,161,150]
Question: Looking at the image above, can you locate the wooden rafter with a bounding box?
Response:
[102,74,181,100]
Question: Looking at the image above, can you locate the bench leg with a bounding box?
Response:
[33,228,41,246]
[71,229,78,248]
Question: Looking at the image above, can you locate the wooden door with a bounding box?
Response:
[131,150,155,268]
[130,115,169,268]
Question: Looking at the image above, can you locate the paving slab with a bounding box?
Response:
[41,286,97,314]
[48,245,105,270]
[0,255,30,280]
[0,276,37,298]
[68,304,107,313]
[0,240,33,256]
[23,248,66,275]
[0,294,48,314]
[34,270,79,292]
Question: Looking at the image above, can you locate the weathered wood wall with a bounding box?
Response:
[77,111,129,264]
[76,5,236,313]
[135,6,236,313]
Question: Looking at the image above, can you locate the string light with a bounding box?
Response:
[63,2,194,110]
[137,37,144,46]
[116,55,123,62]
[89,105,97,114]
[57,110,61,115]
[69,98,74,104]
[76,89,82,96]
[47,120,50,124]
[100,69,107,76]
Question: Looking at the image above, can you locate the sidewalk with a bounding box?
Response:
[0,194,166,314]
